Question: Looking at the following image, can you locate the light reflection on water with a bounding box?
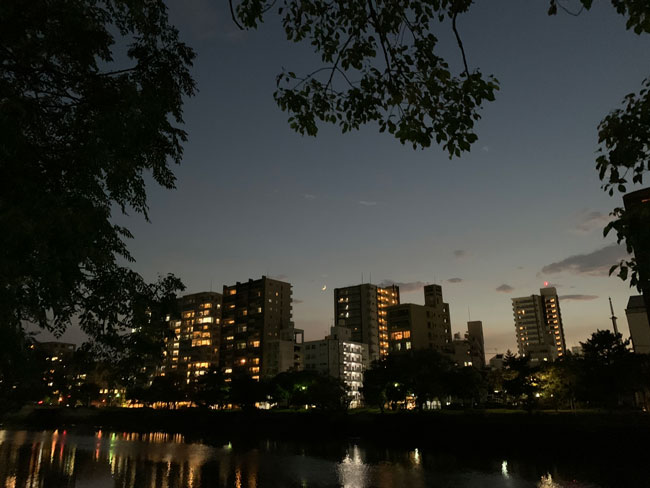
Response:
[0,429,608,488]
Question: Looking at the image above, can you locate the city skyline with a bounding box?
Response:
[30,1,648,355]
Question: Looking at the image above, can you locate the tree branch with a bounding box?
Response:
[367,0,393,77]
[452,12,469,77]
[229,0,244,30]
[557,0,584,16]
[326,35,354,91]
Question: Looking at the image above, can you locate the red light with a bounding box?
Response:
[38,400,43,405]
[544,281,549,287]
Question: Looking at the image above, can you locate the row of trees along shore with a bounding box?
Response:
[2,329,650,414]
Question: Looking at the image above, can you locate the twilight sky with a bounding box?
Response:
[46,1,650,357]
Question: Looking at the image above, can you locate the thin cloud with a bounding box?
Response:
[359,200,378,206]
[270,274,289,281]
[560,294,599,301]
[378,280,427,293]
[496,284,514,293]
[541,244,628,277]
[303,193,316,200]
[447,278,463,283]
[574,210,613,234]
[454,250,468,259]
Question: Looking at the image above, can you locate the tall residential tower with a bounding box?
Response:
[334,283,399,361]
[163,291,223,381]
[512,287,566,362]
[220,276,300,380]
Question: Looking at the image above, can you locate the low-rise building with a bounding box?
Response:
[488,354,505,370]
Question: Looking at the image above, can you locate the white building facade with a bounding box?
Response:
[303,327,369,408]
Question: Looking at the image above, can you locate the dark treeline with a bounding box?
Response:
[364,330,650,412]
[2,329,650,414]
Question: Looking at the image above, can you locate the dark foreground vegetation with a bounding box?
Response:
[3,328,649,416]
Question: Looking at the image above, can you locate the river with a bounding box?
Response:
[0,429,639,487]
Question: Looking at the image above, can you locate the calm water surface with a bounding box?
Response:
[0,429,633,487]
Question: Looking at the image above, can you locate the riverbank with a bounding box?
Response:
[3,406,648,456]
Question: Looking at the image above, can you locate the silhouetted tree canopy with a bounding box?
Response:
[233,0,650,291]
[1,1,193,336]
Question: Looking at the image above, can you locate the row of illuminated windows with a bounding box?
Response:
[390,330,411,341]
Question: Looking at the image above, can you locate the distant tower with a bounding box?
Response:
[609,297,619,335]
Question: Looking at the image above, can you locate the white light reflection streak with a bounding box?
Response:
[337,445,369,488]
[502,460,509,479]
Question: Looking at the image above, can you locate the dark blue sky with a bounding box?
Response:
[48,1,650,355]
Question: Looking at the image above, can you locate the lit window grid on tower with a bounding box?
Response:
[164,293,222,382]
[377,286,399,357]
[543,295,565,357]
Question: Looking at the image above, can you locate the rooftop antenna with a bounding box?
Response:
[609,297,619,335]
[468,306,471,322]
[369,272,372,285]
[361,272,364,284]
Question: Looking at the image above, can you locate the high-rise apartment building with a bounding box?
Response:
[220,276,297,380]
[512,287,566,362]
[303,327,369,408]
[386,285,453,354]
[334,283,399,361]
[626,295,650,354]
[163,291,222,381]
[423,284,452,342]
[467,320,486,368]
[387,303,450,353]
